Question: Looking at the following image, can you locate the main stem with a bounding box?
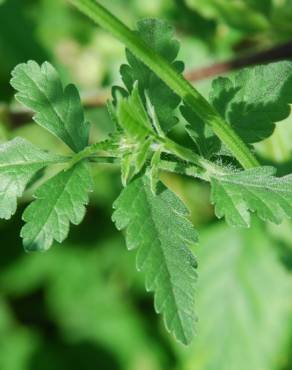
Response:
[69,0,260,169]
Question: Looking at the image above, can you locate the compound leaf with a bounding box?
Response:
[112,174,198,345]
[211,166,292,227]
[21,161,93,252]
[210,61,292,143]
[120,19,184,133]
[0,137,60,220]
[11,60,89,152]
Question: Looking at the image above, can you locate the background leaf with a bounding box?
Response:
[177,222,291,370]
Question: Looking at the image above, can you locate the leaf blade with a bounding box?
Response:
[211,166,292,227]
[210,61,292,143]
[11,60,89,152]
[0,137,59,220]
[21,161,93,251]
[120,19,184,133]
[112,174,198,345]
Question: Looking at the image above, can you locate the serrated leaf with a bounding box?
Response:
[0,137,60,220]
[210,61,292,143]
[120,19,184,133]
[182,222,291,370]
[21,161,93,251]
[112,174,198,345]
[11,60,89,152]
[211,166,292,227]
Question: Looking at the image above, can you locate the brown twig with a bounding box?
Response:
[185,41,292,81]
[4,41,292,127]
[6,90,111,127]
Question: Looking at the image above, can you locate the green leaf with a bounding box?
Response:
[133,137,152,174]
[181,222,291,370]
[149,149,162,194]
[120,153,132,187]
[117,83,153,141]
[187,0,269,32]
[0,137,60,220]
[112,174,198,345]
[210,61,292,143]
[120,138,153,187]
[21,161,93,251]
[211,166,292,227]
[120,19,184,133]
[117,85,154,185]
[10,60,89,152]
[181,104,221,158]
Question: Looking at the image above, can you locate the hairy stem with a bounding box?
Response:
[69,0,260,169]
[158,160,209,181]
[160,137,225,177]
[67,140,118,167]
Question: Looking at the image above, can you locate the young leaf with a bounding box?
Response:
[21,161,93,252]
[120,138,153,186]
[0,137,60,220]
[210,61,292,143]
[117,84,154,185]
[120,19,184,133]
[117,83,153,140]
[133,137,152,174]
[112,174,198,345]
[149,148,162,194]
[10,60,89,152]
[211,166,292,227]
[121,153,133,187]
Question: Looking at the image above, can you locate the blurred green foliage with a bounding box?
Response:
[0,0,292,369]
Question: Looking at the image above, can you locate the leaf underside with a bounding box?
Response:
[211,166,292,227]
[0,137,58,220]
[112,174,198,345]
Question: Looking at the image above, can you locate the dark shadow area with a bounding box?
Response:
[0,206,24,267]
[68,205,119,247]
[0,0,49,100]
[29,340,121,370]
[8,287,57,338]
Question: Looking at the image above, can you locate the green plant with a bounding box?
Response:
[1,0,292,345]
